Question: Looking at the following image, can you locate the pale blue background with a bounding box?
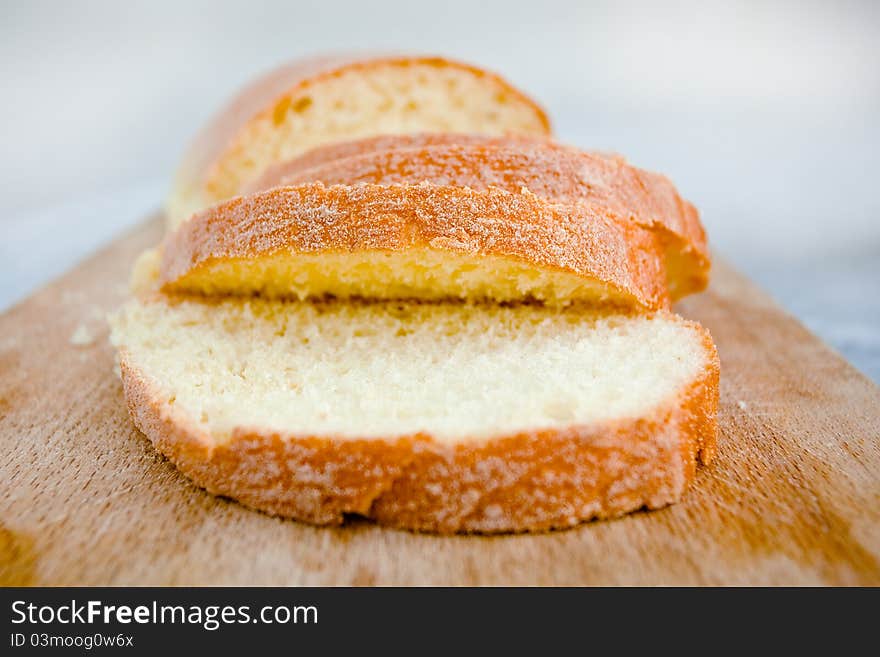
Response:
[1,0,877,380]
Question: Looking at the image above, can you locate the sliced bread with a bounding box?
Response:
[110,295,718,533]
[158,183,669,310]
[244,135,709,297]
[168,55,551,229]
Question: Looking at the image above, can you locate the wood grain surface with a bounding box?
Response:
[1,216,878,586]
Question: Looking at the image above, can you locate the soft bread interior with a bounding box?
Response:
[110,297,708,444]
[169,63,549,228]
[167,249,632,307]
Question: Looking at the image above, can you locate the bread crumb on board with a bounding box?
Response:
[69,324,94,346]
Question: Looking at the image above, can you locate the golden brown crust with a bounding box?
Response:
[245,135,709,298]
[172,55,552,218]
[117,320,719,533]
[159,182,671,310]
[247,133,557,181]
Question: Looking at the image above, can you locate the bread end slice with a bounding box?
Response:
[111,297,718,533]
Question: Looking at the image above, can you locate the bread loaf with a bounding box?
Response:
[112,54,719,534]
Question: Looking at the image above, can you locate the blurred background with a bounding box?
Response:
[1,0,878,379]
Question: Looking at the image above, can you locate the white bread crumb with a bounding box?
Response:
[109,296,705,443]
[70,324,94,346]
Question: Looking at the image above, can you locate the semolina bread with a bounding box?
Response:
[109,295,719,533]
[167,55,551,229]
[244,135,709,298]
[117,55,720,534]
[158,183,669,310]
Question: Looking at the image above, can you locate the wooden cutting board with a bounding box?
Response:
[2,215,878,586]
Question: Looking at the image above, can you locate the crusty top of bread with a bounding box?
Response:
[168,55,552,228]
[246,133,560,182]
[244,135,709,298]
[158,182,669,310]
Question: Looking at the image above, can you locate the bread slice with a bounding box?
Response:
[243,135,709,298]
[109,294,719,533]
[158,183,670,310]
[167,55,551,229]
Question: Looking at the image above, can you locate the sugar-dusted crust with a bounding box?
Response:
[159,183,671,310]
[169,55,551,223]
[246,133,561,182]
[245,135,709,298]
[116,317,719,533]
